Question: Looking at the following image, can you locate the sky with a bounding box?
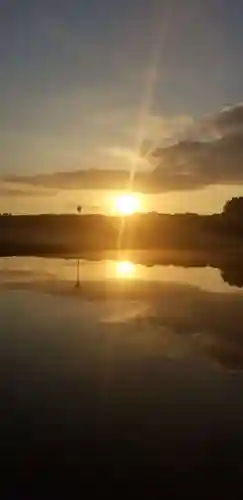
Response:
[1,0,243,214]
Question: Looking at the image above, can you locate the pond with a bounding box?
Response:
[1,256,243,491]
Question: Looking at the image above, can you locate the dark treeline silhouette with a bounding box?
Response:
[0,196,243,256]
[223,196,243,218]
[221,262,243,288]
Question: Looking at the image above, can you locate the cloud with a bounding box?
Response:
[149,102,243,190]
[100,113,194,171]
[207,103,243,138]
[5,102,243,193]
[125,114,194,145]
[103,146,150,169]
[0,181,58,197]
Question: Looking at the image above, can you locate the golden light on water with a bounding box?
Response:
[116,261,135,278]
[113,193,140,215]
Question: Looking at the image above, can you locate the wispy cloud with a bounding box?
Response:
[0,181,58,197]
[102,146,150,169]
[5,103,243,193]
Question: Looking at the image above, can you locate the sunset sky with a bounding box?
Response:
[1,0,243,214]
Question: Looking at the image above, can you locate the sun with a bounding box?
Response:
[116,261,135,278]
[114,193,140,216]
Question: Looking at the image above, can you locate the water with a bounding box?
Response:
[0,255,242,293]
[1,257,243,492]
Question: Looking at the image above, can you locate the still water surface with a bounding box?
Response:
[0,256,242,293]
[1,256,243,374]
[1,257,243,489]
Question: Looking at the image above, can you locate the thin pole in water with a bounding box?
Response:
[74,259,81,288]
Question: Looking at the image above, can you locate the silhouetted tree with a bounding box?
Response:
[221,262,243,288]
[223,197,243,219]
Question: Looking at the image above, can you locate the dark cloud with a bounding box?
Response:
[5,103,243,193]
[208,103,243,137]
[150,102,243,190]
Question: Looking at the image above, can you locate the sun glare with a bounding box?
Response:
[116,261,135,278]
[114,193,140,215]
